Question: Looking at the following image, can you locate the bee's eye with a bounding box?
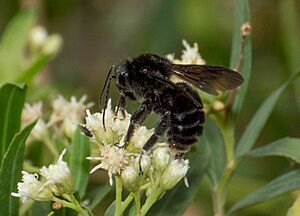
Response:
[116,69,128,87]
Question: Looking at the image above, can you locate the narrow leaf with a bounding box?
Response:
[236,72,300,157]
[248,137,300,163]
[0,83,27,165]
[227,169,300,215]
[69,128,90,199]
[0,10,36,81]
[287,195,300,216]
[0,121,36,216]
[203,119,225,186]
[88,184,112,210]
[17,53,53,83]
[104,201,116,216]
[148,140,209,215]
[229,0,252,116]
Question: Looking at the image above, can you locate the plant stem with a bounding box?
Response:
[52,197,76,211]
[115,175,123,216]
[44,136,59,160]
[140,187,163,216]
[213,123,236,216]
[60,194,90,216]
[134,192,141,215]
[222,123,235,164]
[121,193,134,213]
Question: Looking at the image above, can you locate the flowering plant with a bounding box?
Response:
[1,5,300,216]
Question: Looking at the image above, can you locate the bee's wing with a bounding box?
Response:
[144,72,203,109]
[172,64,244,95]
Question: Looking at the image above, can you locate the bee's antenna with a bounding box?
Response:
[99,66,114,109]
[100,65,115,131]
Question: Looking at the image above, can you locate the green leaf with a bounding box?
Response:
[0,10,36,82]
[279,1,300,109]
[0,83,27,165]
[287,194,300,216]
[248,137,300,163]
[0,121,36,216]
[69,128,90,199]
[129,205,136,216]
[203,119,225,186]
[229,0,252,116]
[88,184,112,210]
[148,140,209,215]
[235,72,300,157]
[227,169,300,215]
[17,53,54,83]
[104,201,116,216]
[31,201,51,216]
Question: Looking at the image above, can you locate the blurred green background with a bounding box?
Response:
[1,0,299,215]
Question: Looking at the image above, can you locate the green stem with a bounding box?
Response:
[140,187,164,216]
[121,193,134,213]
[52,197,77,210]
[134,192,141,215]
[213,123,236,216]
[222,123,235,164]
[44,136,59,160]
[61,194,90,216]
[115,175,123,216]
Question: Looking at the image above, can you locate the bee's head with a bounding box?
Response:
[115,60,130,91]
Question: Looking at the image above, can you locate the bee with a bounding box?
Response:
[100,53,243,157]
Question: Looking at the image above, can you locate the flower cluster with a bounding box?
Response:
[12,150,72,202]
[82,99,190,196]
[28,25,62,57]
[22,95,93,142]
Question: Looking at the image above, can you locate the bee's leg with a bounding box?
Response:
[139,113,170,174]
[114,95,126,120]
[142,113,170,152]
[118,101,151,147]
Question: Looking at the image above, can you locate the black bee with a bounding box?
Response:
[100,53,243,156]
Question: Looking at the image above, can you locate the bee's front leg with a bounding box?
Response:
[118,101,151,148]
[114,95,126,120]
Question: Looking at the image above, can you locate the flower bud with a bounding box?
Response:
[212,100,225,111]
[152,146,170,172]
[28,25,48,51]
[159,159,189,190]
[134,154,151,175]
[121,165,139,192]
[42,34,62,56]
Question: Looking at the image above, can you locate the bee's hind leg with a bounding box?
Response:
[139,112,170,174]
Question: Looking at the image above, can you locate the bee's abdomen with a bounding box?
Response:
[168,108,204,147]
[166,83,205,150]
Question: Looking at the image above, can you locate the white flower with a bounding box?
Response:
[121,165,140,191]
[152,145,170,172]
[49,95,93,138]
[87,144,129,185]
[165,53,175,61]
[22,102,43,126]
[159,159,189,190]
[131,126,154,150]
[28,26,48,50]
[22,102,48,141]
[11,171,53,203]
[181,40,206,65]
[84,99,130,144]
[40,149,73,195]
[42,34,63,56]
